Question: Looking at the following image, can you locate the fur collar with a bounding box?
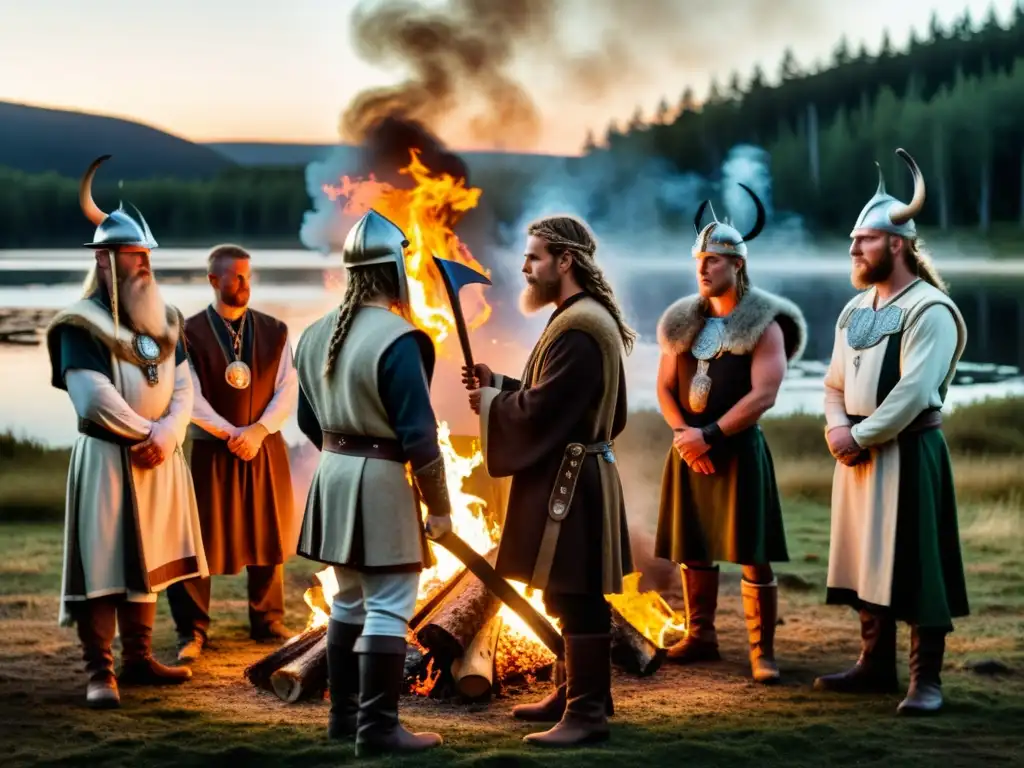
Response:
[656,286,807,362]
[46,298,184,366]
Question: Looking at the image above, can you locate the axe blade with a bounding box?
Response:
[433,255,492,292]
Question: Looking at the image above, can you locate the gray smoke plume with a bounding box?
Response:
[341,0,832,151]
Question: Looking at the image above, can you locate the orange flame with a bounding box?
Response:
[322,148,491,346]
[300,149,683,690]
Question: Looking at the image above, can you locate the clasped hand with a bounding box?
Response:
[463,363,493,415]
[826,425,866,466]
[228,423,268,461]
[674,427,714,475]
[131,422,174,468]
[424,514,452,540]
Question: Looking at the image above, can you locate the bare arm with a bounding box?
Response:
[715,320,787,436]
[656,352,687,431]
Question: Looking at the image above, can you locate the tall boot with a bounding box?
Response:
[512,659,615,722]
[354,635,442,757]
[814,608,898,693]
[116,600,192,686]
[327,620,363,739]
[666,565,720,662]
[524,634,611,747]
[75,597,120,709]
[742,578,780,684]
[897,627,945,715]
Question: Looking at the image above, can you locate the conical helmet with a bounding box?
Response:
[692,183,766,258]
[851,148,926,238]
[80,155,158,250]
[341,209,411,304]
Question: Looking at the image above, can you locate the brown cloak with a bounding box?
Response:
[478,293,633,595]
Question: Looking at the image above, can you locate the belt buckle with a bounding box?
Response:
[601,445,616,464]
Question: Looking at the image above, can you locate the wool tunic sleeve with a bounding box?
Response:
[479,330,604,477]
[378,333,440,472]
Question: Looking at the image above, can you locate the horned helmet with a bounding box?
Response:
[851,148,926,238]
[80,155,158,250]
[691,183,766,259]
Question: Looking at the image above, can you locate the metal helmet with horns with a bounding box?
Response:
[691,183,766,259]
[340,209,411,304]
[79,155,159,250]
[851,148,926,239]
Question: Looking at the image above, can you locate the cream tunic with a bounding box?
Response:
[822,279,966,608]
[50,299,209,625]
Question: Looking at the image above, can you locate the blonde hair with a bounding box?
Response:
[323,263,404,377]
[526,215,637,354]
[904,236,948,293]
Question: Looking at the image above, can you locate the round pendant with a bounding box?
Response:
[225,360,251,389]
[133,333,160,362]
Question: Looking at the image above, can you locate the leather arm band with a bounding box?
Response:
[413,456,452,519]
[700,422,725,446]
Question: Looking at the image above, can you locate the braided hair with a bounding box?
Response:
[526,215,637,354]
[323,262,403,377]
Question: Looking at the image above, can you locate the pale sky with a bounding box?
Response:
[0,0,1016,155]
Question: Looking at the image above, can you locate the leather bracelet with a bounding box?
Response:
[701,423,724,445]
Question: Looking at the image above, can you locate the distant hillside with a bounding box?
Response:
[206,141,572,176]
[0,101,235,180]
[206,142,345,167]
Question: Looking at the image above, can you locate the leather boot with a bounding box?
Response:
[524,634,611,747]
[75,598,120,709]
[354,635,442,757]
[327,620,363,739]
[814,609,899,693]
[897,627,945,715]
[742,578,780,684]
[116,600,192,686]
[666,565,720,662]
[512,659,615,722]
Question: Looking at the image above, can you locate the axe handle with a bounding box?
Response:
[445,281,476,370]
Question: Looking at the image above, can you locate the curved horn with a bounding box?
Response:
[79,155,111,226]
[707,201,720,223]
[888,148,925,225]
[738,183,766,242]
[874,161,886,194]
[693,200,710,234]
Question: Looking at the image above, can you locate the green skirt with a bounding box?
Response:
[653,425,789,565]
[826,429,970,629]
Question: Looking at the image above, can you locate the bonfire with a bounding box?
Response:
[245,149,686,704]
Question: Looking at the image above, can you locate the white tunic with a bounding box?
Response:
[50,299,209,625]
[822,279,966,608]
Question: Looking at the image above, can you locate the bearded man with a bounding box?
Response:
[815,148,969,716]
[167,244,298,661]
[652,186,807,684]
[464,215,633,748]
[294,209,451,756]
[45,155,206,708]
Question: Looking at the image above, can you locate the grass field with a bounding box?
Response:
[1,399,1022,767]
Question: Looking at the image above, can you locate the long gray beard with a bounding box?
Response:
[120,276,168,337]
[518,279,559,315]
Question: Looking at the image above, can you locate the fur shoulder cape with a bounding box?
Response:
[656,286,808,363]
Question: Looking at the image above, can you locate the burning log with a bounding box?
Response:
[451,613,503,701]
[610,604,666,677]
[270,635,329,703]
[414,550,501,659]
[244,623,327,693]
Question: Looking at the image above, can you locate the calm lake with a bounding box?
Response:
[2,248,1023,448]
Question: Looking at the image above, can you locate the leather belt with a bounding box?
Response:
[848,409,942,433]
[78,419,144,448]
[322,430,406,462]
[531,440,616,590]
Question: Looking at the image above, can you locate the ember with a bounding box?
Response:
[245,148,686,704]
